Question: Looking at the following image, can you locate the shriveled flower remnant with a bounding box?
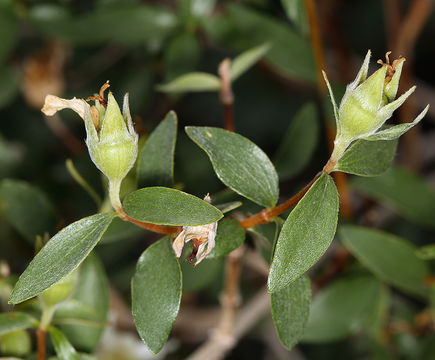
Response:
[172,195,218,266]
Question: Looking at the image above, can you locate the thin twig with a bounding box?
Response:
[240,172,321,229]
[218,58,235,132]
[120,212,181,234]
[186,286,270,360]
[393,0,434,170]
[37,329,46,360]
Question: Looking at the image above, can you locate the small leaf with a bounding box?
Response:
[230,42,271,81]
[351,166,435,227]
[416,244,435,260]
[268,173,338,293]
[137,111,177,188]
[164,33,201,81]
[340,225,429,297]
[281,0,309,36]
[227,4,315,83]
[55,254,109,352]
[132,237,182,354]
[274,103,319,180]
[157,72,221,93]
[0,313,38,335]
[186,126,279,207]
[271,274,311,350]
[215,201,242,214]
[362,105,429,141]
[185,0,217,18]
[0,179,58,242]
[208,219,245,259]
[123,187,222,226]
[303,275,383,343]
[49,326,80,360]
[334,138,398,176]
[9,213,114,304]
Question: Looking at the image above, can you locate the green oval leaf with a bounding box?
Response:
[132,237,182,354]
[351,166,435,227]
[137,111,177,188]
[186,126,279,207]
[416,244,435,260]
[271,274,311,350]
[303,275,383,343]
[268,174,339,293]
[164,33,201,81]
[55,254,109,352]
[49,326,80,360]
[230,42,271,81]
[9,213,114,304]
[0,313,38,335]
[274,103,319,180]
[157,72,221,93]
[207,219,245,259]
[334,138,398,176]
[123,187,223,226]
[0,179,58,242]
[339,225,429,297]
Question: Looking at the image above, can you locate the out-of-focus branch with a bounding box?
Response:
[186,285,270,360]
[304,0,353,219]
[218,58,235,132]
[384,0,434,170]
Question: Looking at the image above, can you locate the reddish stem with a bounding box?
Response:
[223,103,234,132]
[37,329,46,360]
[120,212,181,235]
[240,172,322,229]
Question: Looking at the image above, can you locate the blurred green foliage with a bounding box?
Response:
[0,0,435,359]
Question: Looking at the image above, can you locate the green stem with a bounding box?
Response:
[39,304,56,331]
[108,179,123,213]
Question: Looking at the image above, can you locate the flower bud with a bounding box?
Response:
[0,329,32,356]
[322,50,428,166]
[42,84,139,212]
[39,269,78,307]
[84,92,138,189]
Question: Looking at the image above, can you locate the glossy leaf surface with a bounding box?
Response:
[123,187,222,226]
[271,275,311,349]
[132,237,182,354]
[137,111,177,188]
[268,174,338,292]
[334,138,398,176]
[9,213,114,304]
[186,126,279,207]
